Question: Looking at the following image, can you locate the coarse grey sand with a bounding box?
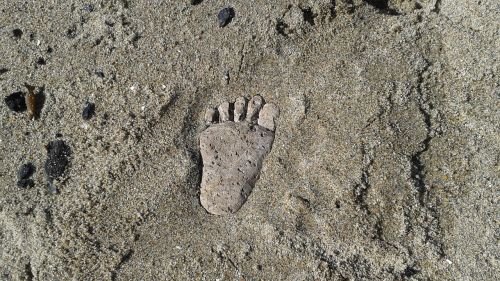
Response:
[0,0,499,280]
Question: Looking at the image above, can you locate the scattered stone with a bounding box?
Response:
[217,7,235,27]
[83,4,94,12]
[190,0,203,5]
[44,140,71,184]
[4,92,27,112]
[17,179,34,189]
[82,102,96,120]
[18,163,35,180]
[36,57,46,65]
[96,71,105,78]
[12,28,23,38]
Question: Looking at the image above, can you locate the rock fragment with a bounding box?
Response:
[12,29,23,38]
[17,179,34,188]
[17,163,36,189]
[44,140,71,185]
[4,92,27,112]
[218,7,235,27]
[83,4,94,12]
[18,163,35,179]
[82,102,96,120]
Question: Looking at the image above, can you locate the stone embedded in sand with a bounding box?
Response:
[17,163,36,189]
[218,7,235,27]
[82,102,96,120]
[200,95,279,215]
[12,28,23,38]
[4,92,27,112]
[44,140,71,184]
[18,163,35,180]
[17,179,34,188]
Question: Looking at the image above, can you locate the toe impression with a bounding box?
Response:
[258,103,279,131]
[234,97,246,122]
[246,95,263,122]
[218,101,230,122]
[205,108,216,124]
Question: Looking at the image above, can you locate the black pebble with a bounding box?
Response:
[4,92,27,112]
[403,266,419,277]
[12,28,23,38]
[190,0,203,5]
[83,4,94,12]
[18,163,35,179]
[17,179,34,188]
[82,102,96,120]
[217,7,235,27]
[37,57,46,65]
[44,140,71,183]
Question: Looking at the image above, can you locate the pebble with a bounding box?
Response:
[17,179,34,188]
[44,140,71,183]
[218,7,235,27]
[12,29,23,38]
[83,4,94,12]
[37,57,46,65]
[18,163,35,179]
[82,102,96,120]
[4,92,27,112]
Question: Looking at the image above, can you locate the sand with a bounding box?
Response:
[0,0,498,280]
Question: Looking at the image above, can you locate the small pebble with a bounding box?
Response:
[82,102,96,120]
[190,0,203,5]
[218,7,235,27]
[12,29,23,38]
[17,179,34,188]
[83,4,94,12]
[18,163,35,179]
[44,140,71,183]
[4,92,27,112]
[37,57,46,65]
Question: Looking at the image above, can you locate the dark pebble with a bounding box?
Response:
[37,57,46,65]
[17,179,34,188]
[18,163,36,179]
[190,0,203,5]
[12,29,23,38]
[4,92,27,112]
[217,7,235,27]
[83,4,94,12]
[44,140,71,183]
[82,102,96,120]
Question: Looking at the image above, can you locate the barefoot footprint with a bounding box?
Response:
[200,95,279,215]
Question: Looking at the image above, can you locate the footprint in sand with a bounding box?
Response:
[200,95,279,215]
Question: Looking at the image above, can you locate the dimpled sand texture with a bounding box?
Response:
[200,95,279,215]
